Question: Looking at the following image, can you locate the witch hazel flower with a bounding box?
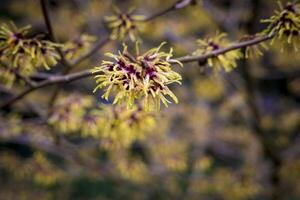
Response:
[92,42,182,111]
[262,1,300,50]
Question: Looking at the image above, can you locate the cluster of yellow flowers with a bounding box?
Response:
[193,76,225,102]
[93,42,182,111]
[262,2,300,50]
[0,65,19,88]
[0,22,60,87]
[209,169,261,200]
[95,105,156,149]
[153,138,188,172]
[63,34,97,61]
[0,151,64,187]
[193,33,243,72]
[105,7,145,41]
[49,94,157,149]
[27,152,64,186]
[113,154,149,183]
[48,94,93,133]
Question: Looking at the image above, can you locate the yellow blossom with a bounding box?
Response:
[63,34,97,61]
[0,22,60,87]
[262,2,300,50]
[193,33,243,72]
[93,42,182,111]
[96,104,156,149]
[48,94,93,134]
[105,6,145,41]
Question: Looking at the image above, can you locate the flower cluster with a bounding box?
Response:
[80,110,103,138]
[48,94,93,133]
[27,152,64,186]
[193,76,225,102]
[95,105,156,149]
[0,65,19,87]
[0,22,60,87]
[193,33,243,72]
[93,43,182,110]
[48,94,157,149]
[262,2,300,50]
[112,151,149,183]
[0,113,22,138]
[0,22,61,69]
[63,34,96,61]
[0,151,64,187]
[153,138,188,171]
[105,7,145,41]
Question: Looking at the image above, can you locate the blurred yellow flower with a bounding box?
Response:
[262,2,300,50]
[63,34,97,61]
[193,76,224,101]
[96,105,156,149]
[193,33,243,72]
[48,94,93,134]
[105,7,145,41]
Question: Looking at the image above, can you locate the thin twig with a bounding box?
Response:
[0,70,93,109]
[46,32,110,111]
[14,71,37,87]
[40,0,73,111]
[30,72,53,80]
[40,0,55,41]
[0,134,113,174]
[40,0,70,67]
[71,35,111,66]
[175,34,274,63]
[46,35,111,107]
[0,61,37,87]
[143,0,196,21]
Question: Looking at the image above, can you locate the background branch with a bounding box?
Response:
[0,70,93,109]
[0,34,275,109]
[176,34,274,63]
[143,0,196,21]
[0,61,37,87]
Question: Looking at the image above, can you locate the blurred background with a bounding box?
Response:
[1,0,300,199]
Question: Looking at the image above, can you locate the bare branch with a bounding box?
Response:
[0,70,93,109]
[40,0,55,41]
[40,0,70,67]
[175,34,274,63]
[71,35,111,66]
[0,61,37,87]
[0,34,275,109]
[143,0,196,21]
